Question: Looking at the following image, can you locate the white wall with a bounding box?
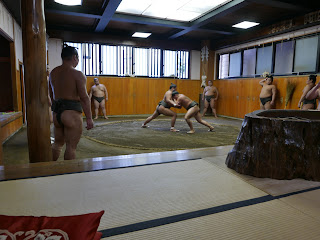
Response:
[0,1,14,40]
[190,50,200,80]
[14,21,23,69]
[48,38,63,71]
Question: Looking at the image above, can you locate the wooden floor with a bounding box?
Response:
[0,146,231,181]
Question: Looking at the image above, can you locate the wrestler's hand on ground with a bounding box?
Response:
[86,118,94,130]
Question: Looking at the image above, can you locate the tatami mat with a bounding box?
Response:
[279,189,320,222]
[204,156,320,196]
[1,155,320,239]
[104,199,320,240]
[0,159,266,230]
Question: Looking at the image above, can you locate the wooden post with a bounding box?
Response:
[21,0,52,162]
[0,127,3,165]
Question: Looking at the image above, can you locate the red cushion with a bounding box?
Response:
[94,231,103,240]
[0,211,104,240]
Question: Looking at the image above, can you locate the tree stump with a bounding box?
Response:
[226,110,320,181]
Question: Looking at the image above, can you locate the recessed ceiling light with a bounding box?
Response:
[54,0,82,6]
[132,32,151,38]
[232,21,260,29]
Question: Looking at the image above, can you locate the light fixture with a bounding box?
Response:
[232,21,260,29]
[116,0,231,22]
[54,0,82,6]
[132,32,151,38]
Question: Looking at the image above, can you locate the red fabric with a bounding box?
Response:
[0,211,104,240]
[94,231,103,240]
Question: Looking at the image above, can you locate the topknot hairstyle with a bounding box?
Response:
[309,74,317,83]
[169,83,177,89]
[61,44,79,60]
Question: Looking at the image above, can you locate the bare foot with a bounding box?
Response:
[141,125,149,128]
[104,116,109,119]
[170,128,180,132]
[187,130,195,134]
[94,116,98,120]
[208,127,214,132]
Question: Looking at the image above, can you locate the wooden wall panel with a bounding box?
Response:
[86,77,202,116]
[1,116,23,143]
[213,75,312,119]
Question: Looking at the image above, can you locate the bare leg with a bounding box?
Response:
[100,99,108,119]
[194,111,214,131]
[260,101,265,110]
[264,102,272,110]
[184,107,198,133]
[60,111,83,160]
[159,107,178,129]
[52,113,65,161]
[142,109,160,127]
[93,99,99,119]
[202,99,209,117]
[210,99,217,118]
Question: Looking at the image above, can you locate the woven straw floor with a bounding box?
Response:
[1,152,320,239]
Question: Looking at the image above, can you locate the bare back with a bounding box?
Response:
[163,90,174,107]
[50,65,83,101]
[177,94,193,109]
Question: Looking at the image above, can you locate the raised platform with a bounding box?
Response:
[0,112,23,164]
[226,110,320,181]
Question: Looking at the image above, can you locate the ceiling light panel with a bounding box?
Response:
[117,0,152,15]
[54,0,82,6]
[116,0,231,22]
[132,32,152,38]
[181,0,228,14]
[232,21,260,29]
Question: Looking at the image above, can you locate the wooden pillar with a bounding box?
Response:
[0,127,3,165]
[21,0,52,162]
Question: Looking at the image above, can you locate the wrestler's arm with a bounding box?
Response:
[214,87,219,100]
[305,82,320,100]
[259,79,266,86]
[76,72,93,129]
[202,87,207,100]
[48,74,54,104]
[270,85,276,105]
[298,86,311,108]
[165,91,178,107]
[88,86,93,99]
[104,85,108,101]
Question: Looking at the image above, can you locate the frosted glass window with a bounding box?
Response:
[101,45,118,75]
[163,50,189,78]
[256,45,273,75]
[149,48,161,77]
[134,48,149,76]
[242,48,256,77]
[219,54,229,79]
[118,46,133,76]
[274,41,294,74]
[294,36,318,72]
[177,50,189,79]
[229,52,241,77]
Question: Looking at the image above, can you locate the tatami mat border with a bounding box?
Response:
[100,185,320,238]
